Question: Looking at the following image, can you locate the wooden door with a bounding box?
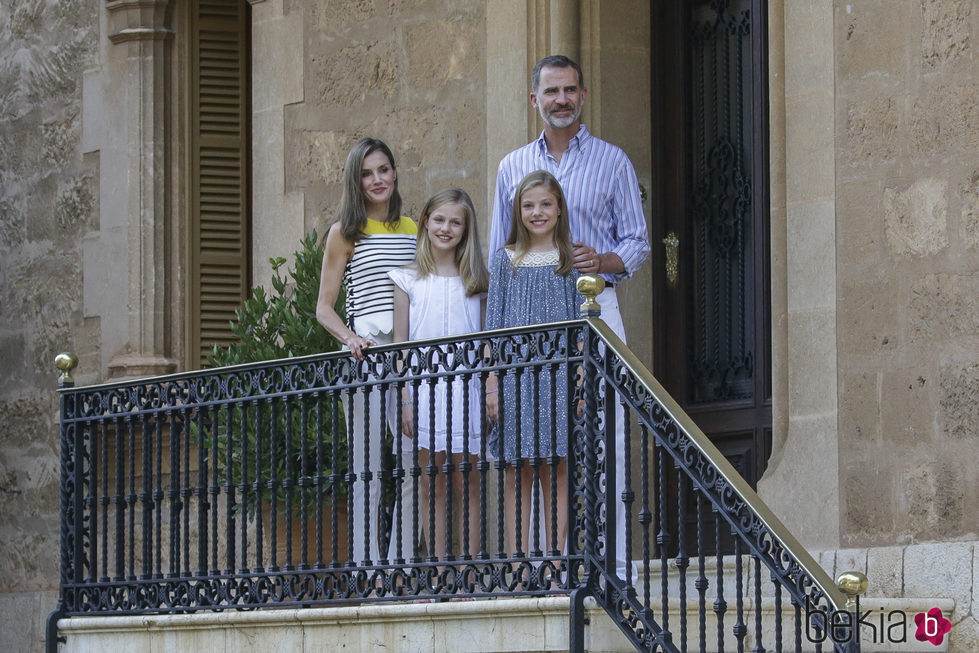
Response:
[651,0,771,554]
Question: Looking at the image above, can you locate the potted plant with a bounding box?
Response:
[205,231,349,564]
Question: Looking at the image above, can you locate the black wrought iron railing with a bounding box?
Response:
[51,284,857,653]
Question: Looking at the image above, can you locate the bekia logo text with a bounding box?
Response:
[805,596,951,646]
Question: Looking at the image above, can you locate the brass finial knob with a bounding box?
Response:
[55,353,79,385]
[577,274,606,316]
[836,571,867,610]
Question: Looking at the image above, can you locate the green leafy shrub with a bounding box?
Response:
[205,231,348,515]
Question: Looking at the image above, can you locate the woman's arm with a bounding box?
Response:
[316,223,373,360]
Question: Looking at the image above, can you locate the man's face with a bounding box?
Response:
[531,65,586,130]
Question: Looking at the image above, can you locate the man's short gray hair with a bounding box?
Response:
[531,55,585,92]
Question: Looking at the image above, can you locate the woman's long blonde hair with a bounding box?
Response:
[414,188,489,296]
[505,170,574,275]
[332,137,403,243]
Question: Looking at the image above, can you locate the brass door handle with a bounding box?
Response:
[663,231,679,288]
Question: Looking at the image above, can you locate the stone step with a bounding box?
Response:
[57,593,954,652]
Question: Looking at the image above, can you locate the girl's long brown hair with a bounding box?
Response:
[505,170,574,275]
[414,188,489,296]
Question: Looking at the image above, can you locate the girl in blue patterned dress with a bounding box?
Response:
[485,170,581,555]
[389,188,489,559]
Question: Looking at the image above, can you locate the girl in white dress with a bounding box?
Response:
[389,188,490,560]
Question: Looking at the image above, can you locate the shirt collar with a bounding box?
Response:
[533,123,591,158]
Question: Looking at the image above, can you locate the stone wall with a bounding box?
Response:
[282,0,487,270]
[0,0,99,649]
[835,0,979,544]
[0,0,98,590]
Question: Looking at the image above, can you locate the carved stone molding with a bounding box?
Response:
[106,0,173,44]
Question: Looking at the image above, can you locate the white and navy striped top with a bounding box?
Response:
[344,217,417,337]
[489,124,650,284]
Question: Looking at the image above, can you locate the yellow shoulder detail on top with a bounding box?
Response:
[363,217,417,236]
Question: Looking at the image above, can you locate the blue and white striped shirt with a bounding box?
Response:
[489,124,650,284]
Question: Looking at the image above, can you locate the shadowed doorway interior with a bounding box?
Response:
[651,0,772,555]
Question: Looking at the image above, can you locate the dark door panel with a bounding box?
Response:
[652,0,771,555]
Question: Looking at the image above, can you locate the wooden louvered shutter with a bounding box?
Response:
[188,0,251,368]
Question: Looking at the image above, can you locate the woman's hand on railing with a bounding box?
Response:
[344,333,376,361]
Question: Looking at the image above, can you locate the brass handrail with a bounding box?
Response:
[583,314,848,612]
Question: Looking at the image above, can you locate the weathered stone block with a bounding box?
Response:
[839,371,881,443]
[837,178,886,273]
[41,114,79,168]
[904,541,973,619]
[838,277,900,358]
[920,0,972,69]
[310,0,376,29]
[909,273,979,341]
[406,18,480,89]
[841,459,896,544]
[880,368,938,447]
[939,363,979,439]
[55,173,94,233]
[0,196,24,249]
[865,545,904,597]
[911,84,979,156]
[312,41,400,106]
[844,97,900,166]
[900,459,966,539]
[292,130,349,188]
[883,178,948,256]
[836,0,910,91]
[960,169,979,249]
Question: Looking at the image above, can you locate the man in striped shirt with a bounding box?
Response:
[489,54,650,581]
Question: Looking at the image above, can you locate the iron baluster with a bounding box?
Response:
[773,576,782,653]
[426,374,438,564]
[443,369,455,563]
[194,407,206,576]
[409,376,422,564]
[314,391,325,569]
[547,362,559,557]
[753,556,766,653]
[154,414,163,579]
[209,404,220,575]
[114,415,125,581]
[343,388,355,566]
[677,472,689,651]
[639,423,652,609]
[697,492,708,653]
[269,397,280,571]
[621,398,633,582]
[715,511,727,652]
[127,415,137,582]
[460,370,473,560]
[530,365,541,558]
[735,539,746,652]
[253,399,264,573]
[238,402,250,574]
[224,402,236,575]
[476,370,489,561]
[656,430,671,644]
[299,395,309,570]
[182,405,192,577]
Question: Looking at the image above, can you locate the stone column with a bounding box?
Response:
[103,0,177,378]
